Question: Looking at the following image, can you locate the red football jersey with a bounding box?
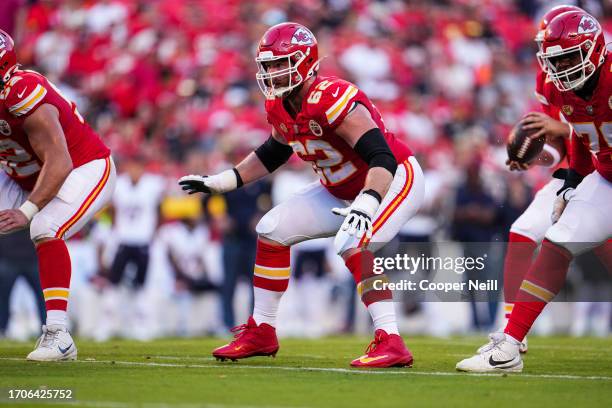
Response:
[545,54,612,182]
[265,76,412,200]
[0,69,110,191]
[534,70,571,162]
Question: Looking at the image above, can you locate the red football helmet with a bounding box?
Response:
[538,11,607,91]
[255,22,320,99]
[0,29,17,88]
[534,5,583,71]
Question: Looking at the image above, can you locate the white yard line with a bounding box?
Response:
[1,357,610,381]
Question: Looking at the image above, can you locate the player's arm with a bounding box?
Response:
[24,104,74,209]
[0,104,73,234]
[331,104,396,239]
[336,104,394,198]
[179,128,293,194]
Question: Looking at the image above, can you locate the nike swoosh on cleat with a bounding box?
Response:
[488,355,515,367]
[234,345,244,351]
[58,343,72,354]
[359,355,388,364]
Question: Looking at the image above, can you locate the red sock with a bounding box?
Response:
[503,232,538,318]
[252,239,290,327]
[505,239,572,341]
[253,239,290,292]
[345,250,392,306]
[37,239,72,313]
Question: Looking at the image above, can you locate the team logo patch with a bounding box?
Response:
[309,120,323,137]
[291,28,314,46]
[0,120,11,136]
[279,123,288,133]
[562,105,573,116]
[577,15,598,34]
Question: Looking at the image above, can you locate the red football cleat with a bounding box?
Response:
[350,330,413,368]
[212,317,279,361]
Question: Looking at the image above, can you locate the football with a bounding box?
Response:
[506,121,545,163]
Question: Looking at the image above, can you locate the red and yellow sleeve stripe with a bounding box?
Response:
[9,84,47,117]
[325,85,358,125]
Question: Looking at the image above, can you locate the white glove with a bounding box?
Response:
[178,169,240,194]
[551,187,574,224]
[332,191,380,239]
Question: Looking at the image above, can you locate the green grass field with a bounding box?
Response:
[1,336,611,408]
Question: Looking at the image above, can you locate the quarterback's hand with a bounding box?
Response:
[0,209,30,234]
[521,112,570,140]
[179,169,241,195]
[332,190,380,239]
[506,159,530,172]
[551,187,574,224]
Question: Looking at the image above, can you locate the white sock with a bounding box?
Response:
[46,310,67,329]
[253,287,283,327]
[367,301,399,335]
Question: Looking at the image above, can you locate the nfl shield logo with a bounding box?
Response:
[309,120,323,137]
[562,105,573,116]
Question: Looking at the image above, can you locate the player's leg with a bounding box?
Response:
[491,179,562,353]
[457,172,611,373]
[27,157,116,361]
[212,182,343,361]
[335,157,425,367]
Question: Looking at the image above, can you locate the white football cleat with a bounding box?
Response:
[457,332,523,373]
[27,325,77,362]
[477,329,528,354]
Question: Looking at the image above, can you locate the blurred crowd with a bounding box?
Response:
[1,0,610,340]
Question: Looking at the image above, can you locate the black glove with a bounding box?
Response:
[552,168,584,196]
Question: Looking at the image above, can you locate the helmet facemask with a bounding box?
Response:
[538,36,603,91]
[256,49,310,99]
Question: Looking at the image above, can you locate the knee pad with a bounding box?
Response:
[29,213,57,242]
[255,207,284,243]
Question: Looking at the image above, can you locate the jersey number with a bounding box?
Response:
[0,138,41,178]
[289,139,357,184]
[571,122,612,153]
[307,80,333,104]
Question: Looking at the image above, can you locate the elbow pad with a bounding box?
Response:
[353,128,397,176]
[254,135,294,173]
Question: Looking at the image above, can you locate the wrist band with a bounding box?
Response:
[232,168,244,188]
[362,189,382,204]
[19,200,39,221]
[543,143,561,167]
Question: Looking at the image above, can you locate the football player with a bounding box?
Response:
[180,23,425,367]
[457,10,611,373]
[487,5,582,355]
[0,30,116,361]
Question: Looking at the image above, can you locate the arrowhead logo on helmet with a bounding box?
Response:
[291,28,314,45]
[577,15,598,34]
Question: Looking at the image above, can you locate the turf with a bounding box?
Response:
[1,336,611,408]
